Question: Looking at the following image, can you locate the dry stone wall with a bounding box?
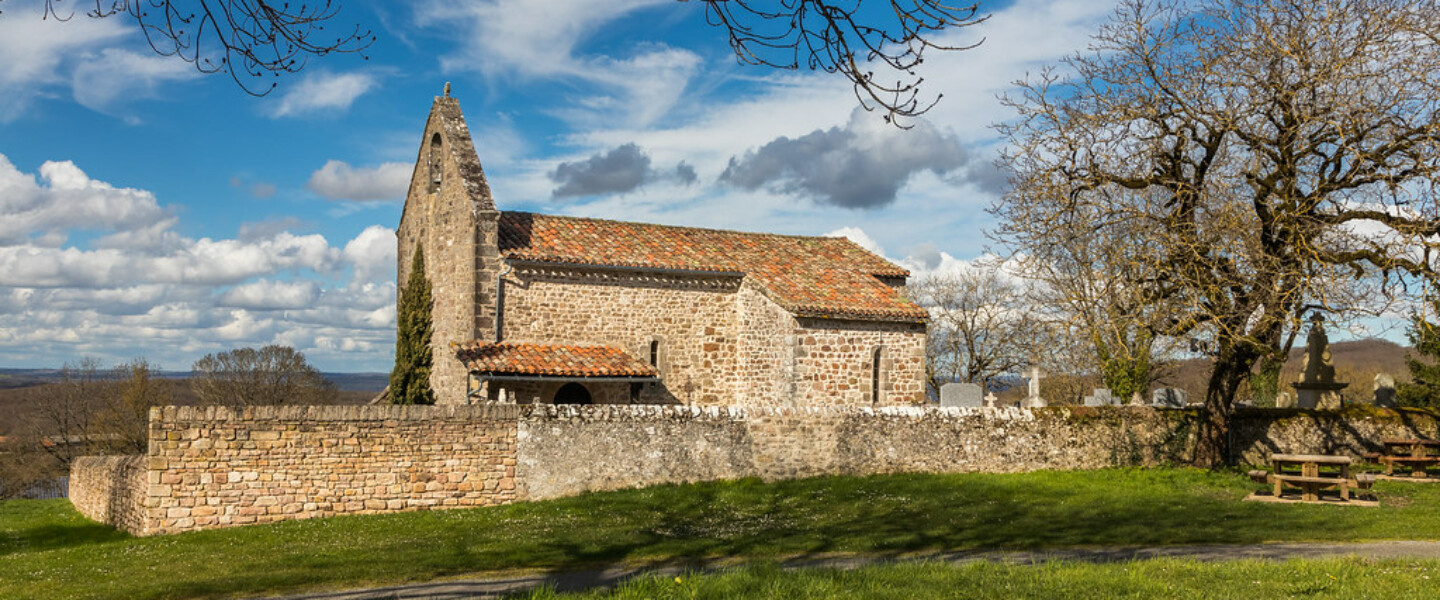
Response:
[69,455,148,534]
[73,403,1440,536]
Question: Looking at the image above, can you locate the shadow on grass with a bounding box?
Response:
[0,499,129,556]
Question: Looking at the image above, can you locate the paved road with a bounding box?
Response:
[254,541,1440,600]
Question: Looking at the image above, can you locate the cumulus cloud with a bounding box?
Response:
[549,143,696,198]
[824,227,887,257]
[414,0,700,127]
[306,160,412,201]
[218,280,321,310]
[719,109,973,208]
[0,155,175,246]
[268,70,379,118]
[0,4,129,121]
[0,153,400,371]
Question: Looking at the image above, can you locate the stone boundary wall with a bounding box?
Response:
[1232,407,1440,464]
[70,403,1440,536]
[69,455,147,534]
[516,405,1194,500]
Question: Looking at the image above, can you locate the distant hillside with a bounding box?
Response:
[0,369,387,393]
[1157,338,1414,403]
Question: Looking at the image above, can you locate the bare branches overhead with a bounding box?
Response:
[699,0,986,125]
[41,0,375,95]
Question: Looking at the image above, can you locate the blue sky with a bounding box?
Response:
[0,1,1146,372]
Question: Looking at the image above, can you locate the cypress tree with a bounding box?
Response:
[389,246,435,405]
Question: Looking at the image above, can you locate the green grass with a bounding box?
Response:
[5,468,1440,599]
[521,558,1440,599]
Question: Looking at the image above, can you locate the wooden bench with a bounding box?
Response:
[1377,439,1440,478]
[1267,454,1355,502]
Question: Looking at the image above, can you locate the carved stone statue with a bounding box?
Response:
[1291,313,1348,409]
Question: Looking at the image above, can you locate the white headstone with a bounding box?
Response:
[940,382,984,408]
[983,392,998,408]
[1084,388,1118,407]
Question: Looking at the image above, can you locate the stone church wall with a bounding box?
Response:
[499,265,743,404]
[793,318,928,406]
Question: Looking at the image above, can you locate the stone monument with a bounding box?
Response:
[1291,313,1348,409]
[1022,366,1047,408]
[940,382,984,408]
[983,391,998,408]
[1151,388,1187,409]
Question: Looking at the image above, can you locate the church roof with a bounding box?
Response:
[497,212,928,322]
[455,341,660,378]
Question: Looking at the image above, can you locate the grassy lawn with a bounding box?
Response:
[520,558,1440,599]
[5,468,1440,599]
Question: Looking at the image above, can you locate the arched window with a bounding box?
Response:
[427,133,443,193]
[554,382,592,405]
[871,346,884,405]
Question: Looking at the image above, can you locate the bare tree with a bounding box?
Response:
[11,1,983,123]
[1016,209,1179,403]
[910,262,1039,398]
[191,345,337,406]
[701,0,986,125]
[28,0,376,95]
[97,359,172,455]
[995,0,1440,465]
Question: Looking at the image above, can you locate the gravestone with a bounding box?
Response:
[1022,366,1047,408]
[983,391,998,408]
[940,382,984,408]
[1151,388,1187,409]
[1084,388,1118,406]
[1374,373,1397,408]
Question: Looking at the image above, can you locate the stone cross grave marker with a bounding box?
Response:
[983,391,998,407]
[940,382,984,408]
[1023,366,1047,408]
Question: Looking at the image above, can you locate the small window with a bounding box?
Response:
[871,346,884,405]
[649,340,660,367]
[428,133,443,192]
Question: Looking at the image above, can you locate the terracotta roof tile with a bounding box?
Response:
[498,212,927,322]
[455,342,659,378]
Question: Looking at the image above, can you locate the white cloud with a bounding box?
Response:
[71,48,196,118]
[306,160,413,201]
[219,280,321,310]
[0,153,399,371]
[268,70,379,118]
[415,0,701,127]
[0,155,175,246]
[824,227,887,258]
[0,5,130,121]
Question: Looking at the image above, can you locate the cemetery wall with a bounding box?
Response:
[69,455,149,535]
[73,403,1440,535]
[1231,406,1440,464]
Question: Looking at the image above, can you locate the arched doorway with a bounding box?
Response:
[554,382,593,405]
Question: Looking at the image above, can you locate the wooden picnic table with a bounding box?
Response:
[1269,454,1354,502]
[1378,438,1440,478]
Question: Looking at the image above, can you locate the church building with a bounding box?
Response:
[397,92,928,407]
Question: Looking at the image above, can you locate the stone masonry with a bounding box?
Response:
[75,403,1440,536]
